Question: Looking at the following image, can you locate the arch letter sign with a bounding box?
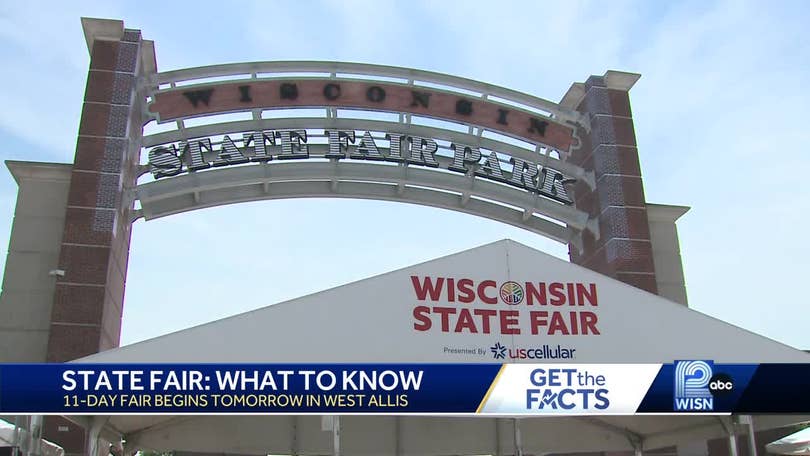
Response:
[137,62,595,247]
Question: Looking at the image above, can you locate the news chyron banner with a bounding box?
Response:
[0,362,808,414]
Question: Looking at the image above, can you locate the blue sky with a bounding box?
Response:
[0,0,809,350]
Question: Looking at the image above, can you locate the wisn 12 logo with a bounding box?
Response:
[674,360,734,411]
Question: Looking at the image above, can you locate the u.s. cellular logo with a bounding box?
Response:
[674,360,714,411]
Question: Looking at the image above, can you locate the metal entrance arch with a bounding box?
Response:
[132,61,599,249]
[0,20,678,456]
[0,17,671,371]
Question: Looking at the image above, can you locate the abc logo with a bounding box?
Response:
[708,373,734,396]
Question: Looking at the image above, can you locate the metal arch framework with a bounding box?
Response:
[134,159,590,248]
[134,61,596,248]
[140,117,595,188]
[141,61,590,130]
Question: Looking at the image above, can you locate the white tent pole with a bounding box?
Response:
[744,416,758,456]
[11,416,20,456]
[728,433,739,456]
[333,415,341,456]
[26,415,43,456]
[86,423,98,456]
[395,417,402,456]
[513,418,523,456]
[495,419,503,456]
[727,417,740,456]
[292,416,299,456]
[18,416,30,456]
[85,416,106,456]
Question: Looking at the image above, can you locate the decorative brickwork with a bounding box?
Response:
[41,24,145,455]
[565,73,657,294]
[46,28,143,362]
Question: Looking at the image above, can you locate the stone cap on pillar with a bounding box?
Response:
[646,203,690,223]
[6,160,73,185]
[604,70,641,91]
[560,70,642,109]
[80,17,124,54]
[80,17,157,75]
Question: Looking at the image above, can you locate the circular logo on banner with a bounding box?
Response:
[499,281,525,305]
[708,373,735,396]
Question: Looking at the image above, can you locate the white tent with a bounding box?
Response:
[767,428,810,455]
[0,426,64,456]
[79,239,809,364]
[69,240,808,455]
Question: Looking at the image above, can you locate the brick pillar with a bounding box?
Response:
[45,19,145,362]
[561,71,657,294]
[41,18,150,456]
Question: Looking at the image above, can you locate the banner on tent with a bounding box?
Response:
[0,363,808,414]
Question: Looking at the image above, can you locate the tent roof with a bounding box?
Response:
[80,239,809,364]
[0,427,64,456]
[767,427,810,455]
[73,240,810,454]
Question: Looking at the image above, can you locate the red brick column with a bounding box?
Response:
[41,19,147,456]
[563,71,657,294]
[45,24,143,361]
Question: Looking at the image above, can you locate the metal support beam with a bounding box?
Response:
[395,417,402,456]
[332,415,341,456]
[495,418,503,456]
[26,416,43,456]
[728,433,739,456]
[11,416,21,456]
[291,416,299,456]
[85,417,107,456]
[513,418,523,456]
[716,417,739,456]
[135,162,587,247]
[16,417,29,456]
[742,415,758,456]
[727,421,739,456]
